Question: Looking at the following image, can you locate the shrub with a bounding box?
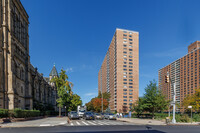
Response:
[175,114,190,123]
[154,113,168,120]
[0,109,9,118]
[10,109,40,118]
[192,113,200,122]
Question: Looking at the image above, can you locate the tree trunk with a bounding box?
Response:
[59,106,61,117]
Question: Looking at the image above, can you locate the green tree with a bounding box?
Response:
[98,91,111,101]
[51,69,73,117]
[131,97,146,117]
[142,80,169,119]
[70,94,82,111]
[183,88,200,112]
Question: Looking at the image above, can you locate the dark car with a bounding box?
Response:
[68,111,79,120]
[83,112,95,120]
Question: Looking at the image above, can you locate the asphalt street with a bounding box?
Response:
[0,119,200,133]
[0,125,200,133]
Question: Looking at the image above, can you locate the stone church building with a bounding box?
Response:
[0,0,58,110]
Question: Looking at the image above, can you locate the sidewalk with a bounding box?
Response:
[117,118,166,125]
[0,117,68,128]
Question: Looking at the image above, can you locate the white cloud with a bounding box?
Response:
[66,67,73,73]
[85,92,97,96]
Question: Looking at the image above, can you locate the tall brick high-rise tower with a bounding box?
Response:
[98,28,139,113]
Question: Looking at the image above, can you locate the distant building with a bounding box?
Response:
[0,0,58,110]
[98,28,139,113]
[159,41,200,111]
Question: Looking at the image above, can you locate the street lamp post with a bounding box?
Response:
[166,72,176,123]
[101,90,103,113]
[188,106,192,123]
[172,83,176,123]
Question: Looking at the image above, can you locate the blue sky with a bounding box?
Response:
[21,0,200,104]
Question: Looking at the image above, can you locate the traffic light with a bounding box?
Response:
[165,75,169,83]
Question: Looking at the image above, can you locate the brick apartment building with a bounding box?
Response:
[98,28,139,113]
[159,41,200,111]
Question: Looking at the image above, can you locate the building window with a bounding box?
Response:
[129,69,133,71]
[129,59,133,61]
[129,93,133,95]
[123,96,127,98]
[124,55,127,57]
[123,69,127,71]
[129,49,133,51]
[129,96,133,98]
[123,38,127,40]
[123,103,127,105]
[129,66,133,68]
[130,42,133,44]
[129,32,132,34]
[123,89,127,91]
[123,72,127,74]
[123,51,127,54]
[124,86,127,88]
[123,41,127,43]
[21,87,23,93]
[123,75,127,78]
[129,39,133,41]
[123,99,127,101]
[129,86,133,88]
[129,35,132,37]
[123,34,127,36]
[123,82,127,84]
[123,79,127,81]
[123,93,127,95]
[123,31,127,33]
[123,44,127,47]
[123,65,127,67]
[129,89,133,91]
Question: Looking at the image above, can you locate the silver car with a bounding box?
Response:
[105,113,116,120]
[68,111,79,120]
[94,113,104,120]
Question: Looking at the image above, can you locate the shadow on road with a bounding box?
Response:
[55,130,166,133]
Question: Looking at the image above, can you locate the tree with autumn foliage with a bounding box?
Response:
[182,88,200,112]
[92,98,108,112]
[86,97,109,112]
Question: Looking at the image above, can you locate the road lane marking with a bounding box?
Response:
[70,123,74,126]
[87,121,96,125]
[59,122,66,125]
[40,124,51,127]
[76,121,81,125]
[82,121,89,125]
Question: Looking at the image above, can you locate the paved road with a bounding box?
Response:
[1,125,200,133]
[68,119,134,126]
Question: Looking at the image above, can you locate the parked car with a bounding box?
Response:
[94,113,104,120]
[83,112,95,120]
[68,111,79,120]
[105,113,116,120]
[104,113,110,119]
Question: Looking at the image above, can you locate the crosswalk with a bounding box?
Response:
[68,120,133,126]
